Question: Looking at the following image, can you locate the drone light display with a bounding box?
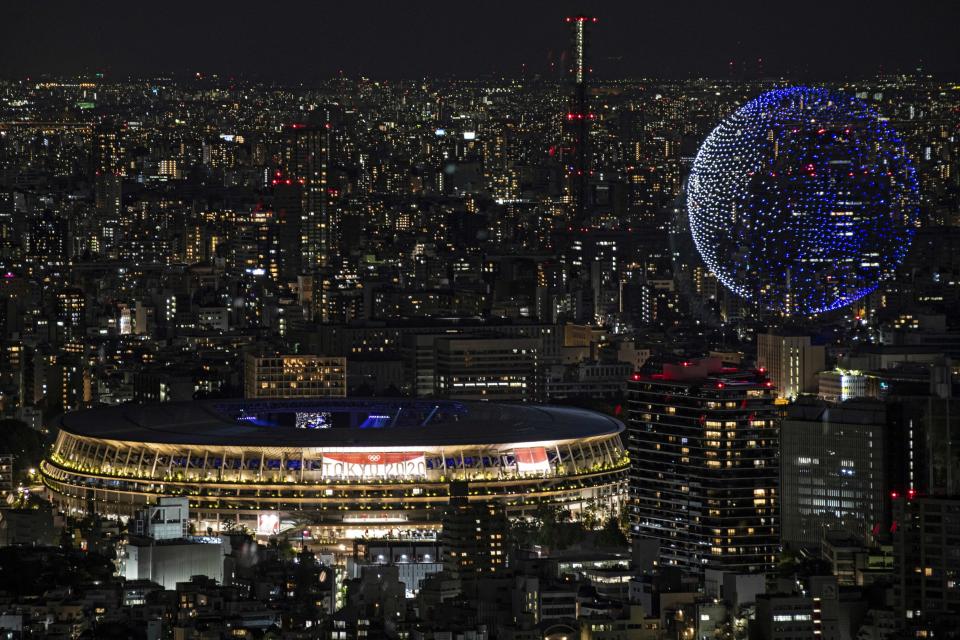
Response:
[686,86,919,316]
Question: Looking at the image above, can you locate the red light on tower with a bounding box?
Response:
[890,491,899,499]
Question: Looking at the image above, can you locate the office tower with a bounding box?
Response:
[275,120,330,278]
[92,125,124,226]
[893,495,960,632]
[757,331,825,400]
[24,212,68,277]
[244,353,346,401]
[434,336,540,401]
[91,126,122,177]
[563,15,597,225]
[780,399,888,548]
[441,482,508,579]
[627,357,780,575]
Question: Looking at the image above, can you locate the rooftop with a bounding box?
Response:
[54,399,623,448]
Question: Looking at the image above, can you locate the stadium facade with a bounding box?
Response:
[41,399,627,539]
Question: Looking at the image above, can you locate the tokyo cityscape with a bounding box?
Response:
[0,2,958,639]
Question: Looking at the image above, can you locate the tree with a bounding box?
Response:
[0,419,48,474]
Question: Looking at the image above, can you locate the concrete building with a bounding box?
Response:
[817,369,868,402]
[580,605,661,640]
[243,353,346,399]
[780,399,888,548]
[893,495,960,631]
[512,576,578,625]
[434,336,540,401]
[757,332,825,400]
[542,360,630,400]
[132,497,190,541]
[342,564,407,637]
[121,537,231,589]
[0,504,60,547]
[349,539,443,597]
[441,482,509,579]
[753,577,841,640]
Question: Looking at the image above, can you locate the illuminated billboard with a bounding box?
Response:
[515,447,551,474]
[321,452,426,479]
[257,512,280,535]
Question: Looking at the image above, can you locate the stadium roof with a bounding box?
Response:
[54,399,623,448]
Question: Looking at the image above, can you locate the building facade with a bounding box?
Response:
[434,336,540,401]
[627,358,780,575]
[780,399,888,548]
[757,332,825,401]
[243,353,346,400]
[893,495,960,631]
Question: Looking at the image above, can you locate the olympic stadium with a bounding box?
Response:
[41,399,627,539]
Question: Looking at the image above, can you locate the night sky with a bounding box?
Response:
[2,1,958,81]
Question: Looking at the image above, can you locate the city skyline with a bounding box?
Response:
[0,5,958,639]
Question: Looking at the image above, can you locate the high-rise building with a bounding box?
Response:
[53,288,86,345]
[94,172,122,218]
[275,120,330,278]
[627,357,780,575]
[780,399,889,548]
[440,482,509,579]
[893,495,960,632]
[757,331,825,401]
[244,353,346,400]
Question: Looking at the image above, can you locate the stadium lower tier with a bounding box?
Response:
[41,399,629,538]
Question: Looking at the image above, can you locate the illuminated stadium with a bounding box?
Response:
[41,399,627,539]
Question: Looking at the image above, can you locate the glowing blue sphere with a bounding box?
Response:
[687,86,919,316]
